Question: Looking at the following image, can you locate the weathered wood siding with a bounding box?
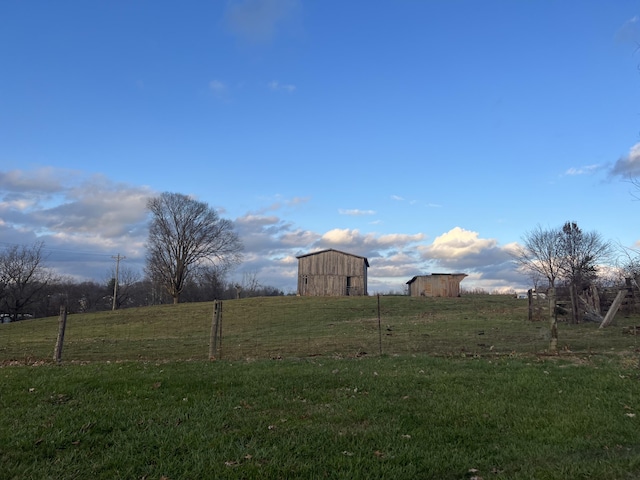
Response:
[297,249,368,296]
[407,274,467,297]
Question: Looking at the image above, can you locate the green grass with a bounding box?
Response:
[2,295,640,479]
[2,295,640,362]
[2,357,640,479]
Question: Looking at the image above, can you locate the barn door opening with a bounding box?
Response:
[346,276,352,296]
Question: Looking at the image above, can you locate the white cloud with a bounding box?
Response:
[280,229,319,247]
[0,168,154,278]
[209,80,229,99]
[417,227,514,276]
[250,195,310,215]
[425,227,497,259]
[375,233,425,247]
[209,80,226,90]
[615,15,640,43]
[312,229,424,260]
[321,228,361,245]
[338,208,376,216]
[225,0,300,44]
[236,214,281,226]
[610,142,640,178]
[564,164,601,176]
[0,167,67,193]
[0,169,530,293]
[268,80,296,92]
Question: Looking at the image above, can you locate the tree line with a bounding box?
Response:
[2,193,638,322]
[512,221,639,323]
[0,192,280,321]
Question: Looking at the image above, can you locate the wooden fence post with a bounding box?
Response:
[599,290,626,329]
[548,287,558,352]
[53,306,67,364]
[209,300,223,360]
[377,294,382,356]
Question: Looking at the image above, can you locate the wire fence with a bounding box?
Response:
[1,295,640,364]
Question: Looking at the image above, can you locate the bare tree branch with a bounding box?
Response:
[0,241,54,321]
[145,192,243,304]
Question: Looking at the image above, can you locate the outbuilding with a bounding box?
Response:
[297,249,369,296]
[406,273,467,297]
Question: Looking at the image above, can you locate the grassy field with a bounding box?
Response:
[2,295,640,479]
[2,294,640,362]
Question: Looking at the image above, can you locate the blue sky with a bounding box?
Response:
[1,0,640,294]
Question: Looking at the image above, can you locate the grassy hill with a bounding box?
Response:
[3,295,640,479]
[2,294,639,363]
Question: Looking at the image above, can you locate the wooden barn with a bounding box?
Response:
[406,273,467,297]
[297,249,369,296]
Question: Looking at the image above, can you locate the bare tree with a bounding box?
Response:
[0,242,55,321]
[558,221,612,322]
[240,271,261,297]
[558,222,611,290]
[106,266,142,309]
[145,192,243,304]
[618,245,640,285]
[514,222,612,323]
[512,224,563,288]
[194,264,228,300]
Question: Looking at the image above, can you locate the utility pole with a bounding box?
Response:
[112,254,126,310]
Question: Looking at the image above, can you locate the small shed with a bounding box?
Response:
[406,273,467,297]
[297,249,369,296]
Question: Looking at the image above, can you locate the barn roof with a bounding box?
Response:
[296,248,370,267]
[406,273,467,284]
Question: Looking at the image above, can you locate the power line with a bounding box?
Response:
[0,241,126,258]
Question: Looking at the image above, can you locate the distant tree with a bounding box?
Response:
[512,224,563,289]
[0,242,55,321]
[612,242,640,282]
[145,192,243,304]
[557,222,611,323]
[56,278,107,313]
[194,265,228,301]
[513,222,612,323]
[239,271,260,298]
[137,275,170,306]
[557,221,611,291]
[106,266,142,309]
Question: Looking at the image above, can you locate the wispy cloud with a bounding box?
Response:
[338,208,376,216]
[268,80,296,92]
[249,195,310,215]
[564,164,601,176]
[225,0,300,44]
[209,80,229,99]
[391,195,404,201]
[615,15,640,43]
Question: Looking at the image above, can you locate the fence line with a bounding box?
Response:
[1,294,639,364]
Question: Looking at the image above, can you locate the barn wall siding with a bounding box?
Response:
[297,250,368,296]
[407,274,467,297]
